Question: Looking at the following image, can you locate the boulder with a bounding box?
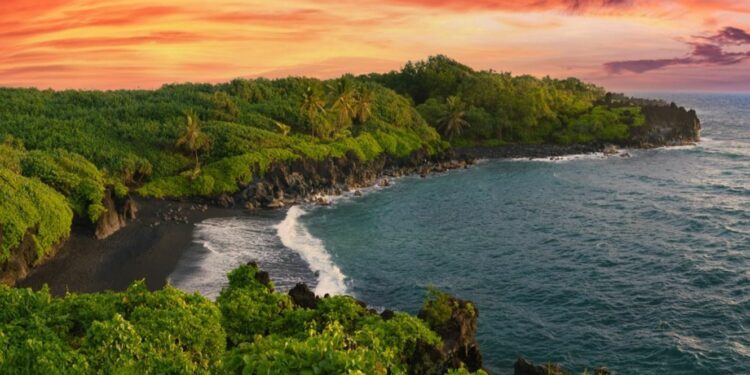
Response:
[381,309,395,321]
[515,358,565,375]
[266,199,285,209]
[289,283,318,309]
[254,270,271,288]
[514,358,612,375]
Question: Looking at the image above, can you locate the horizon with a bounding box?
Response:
[2,1,749,92]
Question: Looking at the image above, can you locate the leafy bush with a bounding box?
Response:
[0,281,224,374]
[0,169,73,264]
[20,149,107,223]
[0,264,461,374]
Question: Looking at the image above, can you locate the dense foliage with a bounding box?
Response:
[0,264,486,374]
[367,55,645,145]
[0,76,443,199]
[0,167,72,264]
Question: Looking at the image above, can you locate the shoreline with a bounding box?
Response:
[15,143,659,296]
[455,143,606,159]
[17,151,470,295]
[17,199,246,295]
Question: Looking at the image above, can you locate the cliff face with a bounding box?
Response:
[229,149,471,209]
[1,189,137,285]
[0,226,60,285]
[94,189,138,240]
[625,103,701,148]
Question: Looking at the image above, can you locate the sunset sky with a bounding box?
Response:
[2,0,749,92]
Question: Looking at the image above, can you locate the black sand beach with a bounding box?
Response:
[18,199,246,295]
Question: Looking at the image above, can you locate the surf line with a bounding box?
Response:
[276,205,349,296]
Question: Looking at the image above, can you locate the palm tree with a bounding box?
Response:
[300,87,326,137]
[328,80,356,131]
[438,96,470,140]
[353,86,374,124]
[176,110,210,177]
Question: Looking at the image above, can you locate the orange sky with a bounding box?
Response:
[1,0,748,91]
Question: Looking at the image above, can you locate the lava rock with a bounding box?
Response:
[289,283,318,309]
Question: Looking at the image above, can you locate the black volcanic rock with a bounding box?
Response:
[514,357,613,375]
[515,358,566,375]
[627,103,701,147]
[254,270,271,288]
[95,188,137,239]
[381,309,395,321]
[417,293,484,373]
[289,283,318,309]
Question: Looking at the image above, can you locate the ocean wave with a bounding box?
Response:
[511,150,632,163]
[168,217,284,299]
[276,206,349,296]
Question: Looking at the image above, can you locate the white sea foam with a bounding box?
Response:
[168,216,283,299]
[511,150,632,163]
[276,206,349,296]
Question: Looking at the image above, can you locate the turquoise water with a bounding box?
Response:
[297,94,750,374]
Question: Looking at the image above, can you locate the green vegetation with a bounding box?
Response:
[0,263,486,374]
[0,74,444,261]
[0,168,72,264]
[367,55,645,145]
[175,110,211,178]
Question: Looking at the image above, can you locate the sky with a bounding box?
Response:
[1,0,749,92]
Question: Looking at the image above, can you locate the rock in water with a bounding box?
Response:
[514,358,613,375]
[514,358,565,375]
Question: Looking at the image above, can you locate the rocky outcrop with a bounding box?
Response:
[0,225,64,285]
[514,358,612,375]
[626,103,701,148]
[3,189,138,285]
[413,294,485,374]
[236,150,472,209]
[288,283,318,309]
[94,189,138,239]
[458,98,700,159]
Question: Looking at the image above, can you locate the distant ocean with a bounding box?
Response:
[169,93,750,374]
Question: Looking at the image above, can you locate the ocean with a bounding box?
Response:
[169,93,750,374]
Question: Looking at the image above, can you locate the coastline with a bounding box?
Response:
[15,140,692,296]
[455,143,606,159]
[16,151,472,295]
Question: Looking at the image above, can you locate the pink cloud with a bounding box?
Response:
[604,26,750,74]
